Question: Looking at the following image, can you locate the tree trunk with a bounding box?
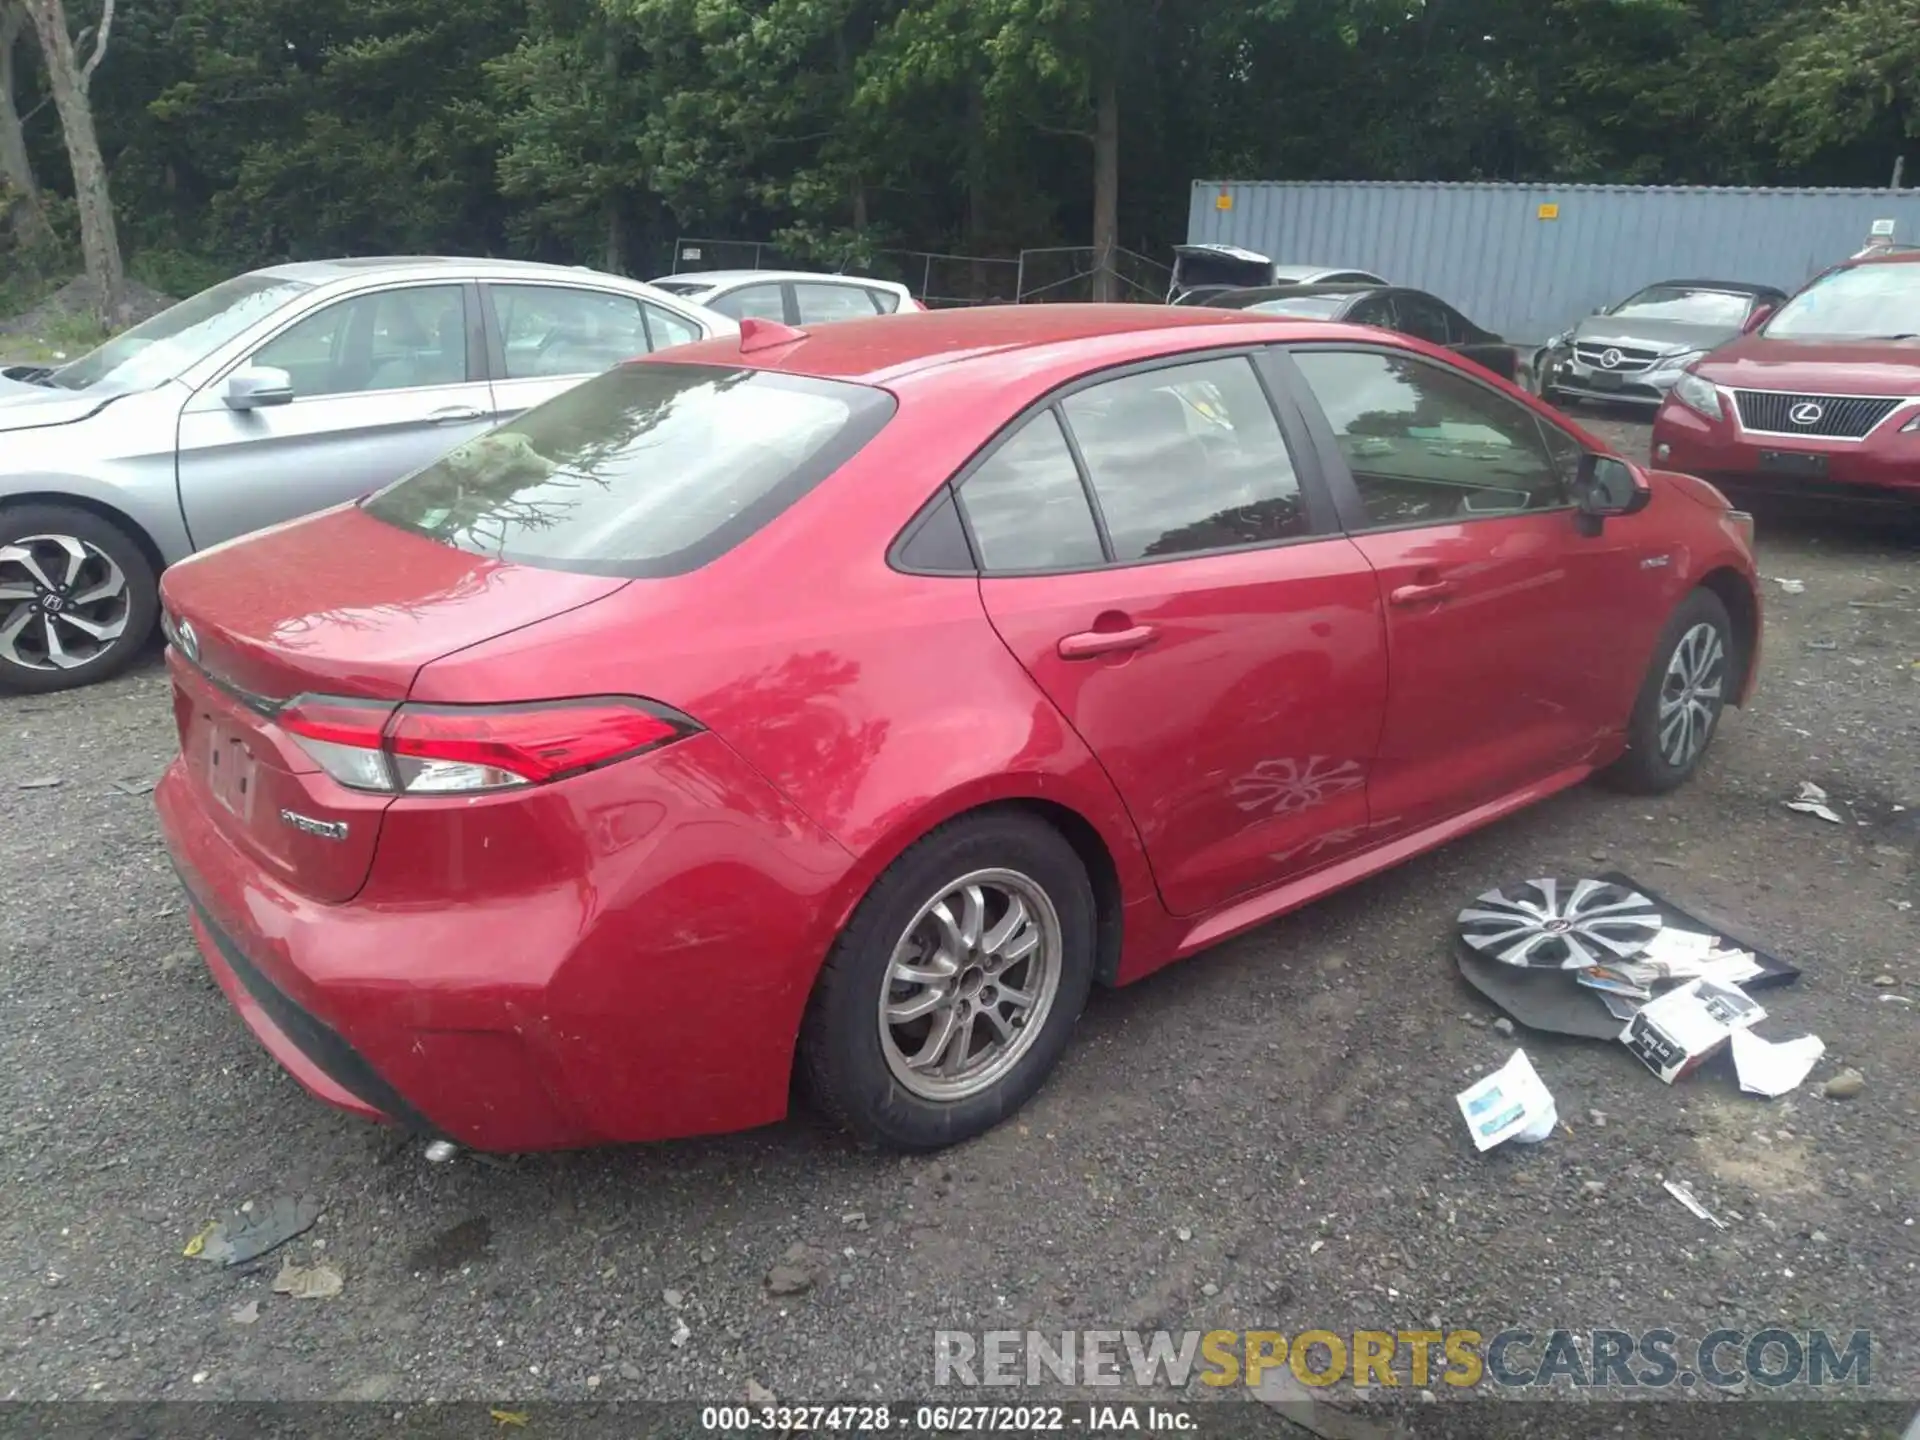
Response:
[1090,69,1119,303]
[0,1,51,250]
[966,82,990,301]
[604,203,624,274]
[22,0,125,329]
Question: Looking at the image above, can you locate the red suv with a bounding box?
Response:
[1652,250,1920,504]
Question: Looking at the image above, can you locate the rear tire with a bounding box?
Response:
[1598,588,1734,795]
[799,812,1096,1151]
[0,503,157,694]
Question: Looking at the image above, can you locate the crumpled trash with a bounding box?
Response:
[184,1195,321,1267]
[1785,781,1843,824]
[271,1258,344,1299]
[1771,577,1806,594]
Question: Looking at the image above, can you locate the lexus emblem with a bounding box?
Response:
[175,617,200,663]
[1600,348,1624,369]
[1788,401,1824,426]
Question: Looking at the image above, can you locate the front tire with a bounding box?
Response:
[799,812,1096,1150]
[1599,588,1734,795]
[0,504,157,694]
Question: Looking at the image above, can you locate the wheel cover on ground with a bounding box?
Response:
[0,534,131,671]
[1658,621,1725,768]
[878,867,1063,1102]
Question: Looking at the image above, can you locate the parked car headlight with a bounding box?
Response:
[1901,406,1920,432]
[1672,370,1723,420]
[1648,349,1706,379]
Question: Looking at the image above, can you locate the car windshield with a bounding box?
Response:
[1763,264,1920,341]
[1247,296,1349,319]
[49,274,314,391]
[363,362,895,577]
[1607,286,1752,326]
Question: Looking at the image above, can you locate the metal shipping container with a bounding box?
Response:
[1187,180,1920,343]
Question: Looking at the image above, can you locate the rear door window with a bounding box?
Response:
[489,285,650,379]
[709,284,788,322]
[1059,356,1310,561]
[793,282,883,324]
[956,411,1105,572]
[364,363,894,576]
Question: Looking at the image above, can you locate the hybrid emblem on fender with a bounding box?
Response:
[280,809,349,842]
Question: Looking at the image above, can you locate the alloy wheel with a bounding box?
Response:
[878,868,1062,1102]
[1658,621,1725,769]
[0,534,131,672]
[1457,877,1663,969]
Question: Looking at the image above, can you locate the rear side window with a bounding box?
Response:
[364,363,895,577]
[867,288,903,314]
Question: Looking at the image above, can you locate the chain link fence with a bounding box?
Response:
[666,238,1169,307]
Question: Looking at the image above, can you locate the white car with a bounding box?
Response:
[650,270,924,325]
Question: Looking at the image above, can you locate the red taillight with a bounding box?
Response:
[277,696,693,795]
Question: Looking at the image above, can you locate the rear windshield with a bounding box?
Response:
[650,280,711,297]
[364,363,894,577]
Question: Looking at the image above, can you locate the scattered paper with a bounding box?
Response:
[1786,781,1843,824]
[1622,978,1767,1083]
[1663,1179,1728,1229]
[271,1259,343,1299]
[1642,928,1714,964]
[1771,577,1805,594]
[1456,1049,1558,1151]
[1730,1029,1826,1098]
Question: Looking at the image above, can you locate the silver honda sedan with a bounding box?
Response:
[0,257,736,692]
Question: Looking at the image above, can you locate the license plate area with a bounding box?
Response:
[204,718,259,821]
[1585,371,1625,391]
[1758,449,1828,478]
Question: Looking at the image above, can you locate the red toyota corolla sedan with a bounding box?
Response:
[1651,249,1920,506]
[154,304,1761,1154]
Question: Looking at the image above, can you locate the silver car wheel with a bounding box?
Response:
[0,534,131,672]
[1657,621,1725,769]
[878,868,1062,1102]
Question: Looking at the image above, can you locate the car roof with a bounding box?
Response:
[653,302,1346,388]
[653,269,907,290]
[1222,283,1387,302]
[247,256,636,285]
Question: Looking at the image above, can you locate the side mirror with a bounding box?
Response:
[1742,304,1774,334]
[224,365,295,411]
[1572,453,1652,532]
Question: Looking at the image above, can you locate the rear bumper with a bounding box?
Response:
[155,727,858,1152]
[1652,400,1920,504]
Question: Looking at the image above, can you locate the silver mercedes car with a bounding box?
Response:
[0,256,735,693]
[1534,279,1788,408]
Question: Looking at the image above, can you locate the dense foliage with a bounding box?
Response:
[3,0,1917,303]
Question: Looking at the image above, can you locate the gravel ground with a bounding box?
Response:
[2,412,1917,1429]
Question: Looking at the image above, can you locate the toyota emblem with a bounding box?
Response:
[1600,348,1624,368]
[1788,401,1824,426]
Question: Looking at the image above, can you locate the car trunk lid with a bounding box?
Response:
[160,504,629,901]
